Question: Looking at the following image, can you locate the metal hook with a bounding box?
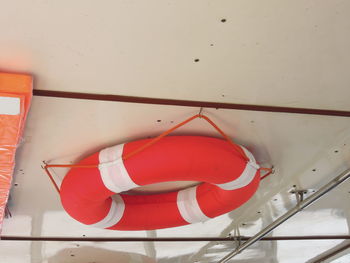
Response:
[198,107,203,117]
[290,186,307,208]
[232,226,242,251]
[41,160,47,169]
[237,227,242,248]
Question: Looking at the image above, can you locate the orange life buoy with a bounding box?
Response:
[60,136,260,230]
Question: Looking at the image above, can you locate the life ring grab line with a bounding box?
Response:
[43,114,272,195]
[43,113,249,169]
[43,148,269,197]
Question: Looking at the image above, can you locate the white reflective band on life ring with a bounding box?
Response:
[88,195,125,229]
[215,146,260,191]
[241,146,257,163]
[98,144,139,193]
[177,186,210,223]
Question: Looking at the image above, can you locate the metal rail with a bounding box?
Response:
[312,242,350,263]
[1,235,350,242]
[218,169,350,263]
[33,89,350,117]
[307,243,350,263]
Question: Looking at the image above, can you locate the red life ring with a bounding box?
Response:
[60,136,260,230]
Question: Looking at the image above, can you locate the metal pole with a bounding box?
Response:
[218,169,350,263]
[311,242,350,263]
[32,90,350,118]
[1,235,350,242]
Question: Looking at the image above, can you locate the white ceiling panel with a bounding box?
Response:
[1,1,350,110]
[0,97,349,262]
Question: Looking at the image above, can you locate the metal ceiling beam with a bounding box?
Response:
[1,235,350,242]
[218,169,350,263]
[33,90,350,117]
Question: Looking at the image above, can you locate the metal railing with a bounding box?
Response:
[218,169,350,263]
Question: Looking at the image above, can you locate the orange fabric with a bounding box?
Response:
[124,114,249,162]
[0,72,32,231]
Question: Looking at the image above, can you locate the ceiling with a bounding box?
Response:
[1,1,350,262]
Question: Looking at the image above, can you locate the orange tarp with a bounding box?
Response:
[0,72,32,231]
